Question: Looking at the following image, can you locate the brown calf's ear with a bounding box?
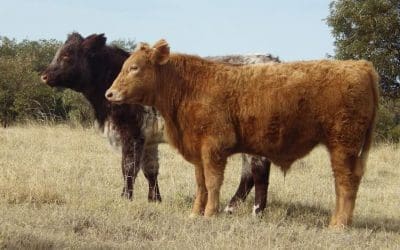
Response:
[151,39,170,65]
[82,33,106,52]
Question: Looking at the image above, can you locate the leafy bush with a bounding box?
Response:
[376,98,400,142]
[0,36,128,127]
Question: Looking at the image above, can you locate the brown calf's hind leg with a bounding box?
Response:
[190,163,208,217]
[329,149,364,227]
[141,144,162,202]
[201,134,233,217]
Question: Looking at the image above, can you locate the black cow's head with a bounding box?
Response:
[41,33,106,92]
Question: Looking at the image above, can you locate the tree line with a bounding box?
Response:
[0,0,399,141]
[0,36,135,128]
[327,0,400,141]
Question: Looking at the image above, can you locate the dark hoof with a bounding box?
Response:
[252,204,265,216]
[121,188,133,200]
[148,194,162,203]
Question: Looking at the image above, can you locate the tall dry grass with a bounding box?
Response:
[0,125,399,249]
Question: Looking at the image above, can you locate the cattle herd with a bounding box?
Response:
[41,33,379,228]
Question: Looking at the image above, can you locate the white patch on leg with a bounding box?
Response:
[224,205,235,214]
[252,204,260,216]
[101,118,122,152]
[141,106,166,144]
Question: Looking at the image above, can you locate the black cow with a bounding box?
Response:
[41,33,271,213]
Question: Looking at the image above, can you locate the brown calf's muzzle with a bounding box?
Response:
[105,88,124,104]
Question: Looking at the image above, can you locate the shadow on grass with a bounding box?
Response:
[352,218,400,233]
[266,200,330,228]
[168,194,400,233]
[266,199,400,233]
[0,231,58,249]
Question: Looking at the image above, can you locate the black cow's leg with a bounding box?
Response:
[225,155,255,213]
[141,143,162,202]
[121,137,144,200]
[251,156,271,215]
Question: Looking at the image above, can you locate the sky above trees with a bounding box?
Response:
[0,0,334,61]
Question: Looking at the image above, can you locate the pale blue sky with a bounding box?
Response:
[0,0,334,61]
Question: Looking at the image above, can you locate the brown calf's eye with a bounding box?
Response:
[129,65,139,71]
[62,55,70,61]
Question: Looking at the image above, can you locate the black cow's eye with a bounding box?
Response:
[62,55,70,61]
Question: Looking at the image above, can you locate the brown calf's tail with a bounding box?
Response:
[359,63,380,166]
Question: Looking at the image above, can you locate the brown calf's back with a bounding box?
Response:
[155,57,377,169]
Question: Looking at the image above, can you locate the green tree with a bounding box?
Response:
[327,0,400,142]
[326,0,400,97]
[0,55,32,127]
[0,37,19,127]
[16,39,61,72]
[110,39,136,52]
[0,36,136,127]
[0,37,63,126]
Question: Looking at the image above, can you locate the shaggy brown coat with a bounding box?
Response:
[106,40,379,227]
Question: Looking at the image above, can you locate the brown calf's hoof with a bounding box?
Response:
[329,216,350,229]
[189,212,202,219]
[328,223,348,230]
[204,208,218,218]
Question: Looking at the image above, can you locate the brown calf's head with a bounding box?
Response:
[41,33,107,92]
[105,39,170,106]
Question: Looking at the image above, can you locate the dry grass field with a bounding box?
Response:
[0,125,399,249]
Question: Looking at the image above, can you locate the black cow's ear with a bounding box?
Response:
[67,32,84,43]
[82,34,106,53]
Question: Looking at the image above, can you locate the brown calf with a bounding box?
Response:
[106,40,379,227]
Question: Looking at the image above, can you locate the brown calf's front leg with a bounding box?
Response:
[329,149,364,227]
[190,163,208,217]
[203,162,226,217]
[121,137,144,199]
[141,144,162,202]
[202,154,227,217]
